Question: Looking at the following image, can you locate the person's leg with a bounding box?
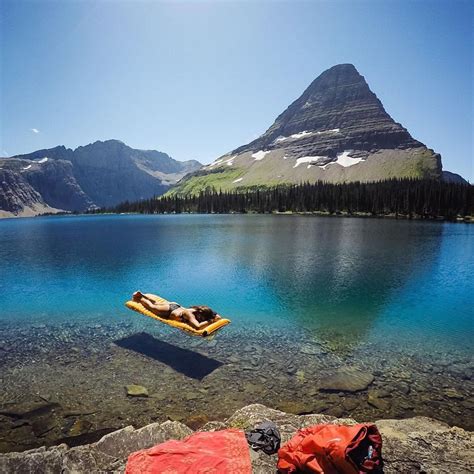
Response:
[140,298,170,317]
[143,293,165,304]
[133,291,164,304]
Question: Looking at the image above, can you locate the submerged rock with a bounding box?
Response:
[63,419,92,437]
[31,417,58,437]
[300,343,322,355]
[443,388,464,400]
[184,414,209,431]
[319,367,374,393]
[125,385,149,397]
[367,393,391,411]
[342,398,360,411]
[0,400,59,419]
[275,401,310,415]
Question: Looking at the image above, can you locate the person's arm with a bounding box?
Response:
[186,313,209,329]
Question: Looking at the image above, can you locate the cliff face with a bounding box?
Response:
[21,160,92,211]
[0,169,59,218]
[0,404,471,473]
[235,64,422,157]
[0,140,202,216]
[171,64,443,195]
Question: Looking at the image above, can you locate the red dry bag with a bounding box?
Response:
[278,423,383,473]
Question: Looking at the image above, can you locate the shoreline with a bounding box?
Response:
[1,319,472,454]
[1,404,472,473]
[1,210,473,223]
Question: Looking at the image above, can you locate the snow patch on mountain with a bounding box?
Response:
[206,155,236,168]
[322,151,364,169]
[252,150,271,161]
[275,129,340,144]
[293,156,327,168]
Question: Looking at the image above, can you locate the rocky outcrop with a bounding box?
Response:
[0,169,59,218]
[0,158,91,214]
[171,64,444,195]
[0,421,192,474]
[1,404,472,473]
[0,140,202,216]
[21,160,92,211]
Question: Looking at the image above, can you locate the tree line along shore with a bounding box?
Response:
[89,179,473,221]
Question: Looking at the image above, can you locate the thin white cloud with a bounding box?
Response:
[1,150,8,157]
[30,128,40,134]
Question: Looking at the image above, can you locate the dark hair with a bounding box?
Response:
[190,305,217,322]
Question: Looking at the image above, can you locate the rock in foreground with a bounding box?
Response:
[0,404,472,473]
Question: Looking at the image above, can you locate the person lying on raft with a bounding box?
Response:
[132,291,222,329]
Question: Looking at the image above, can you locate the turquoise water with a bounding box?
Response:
[0,214,472,355]
[1,214,473,450]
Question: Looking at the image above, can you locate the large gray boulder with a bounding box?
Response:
[0,420,192,473]
[377,417,473,473]
[225,404,474,474]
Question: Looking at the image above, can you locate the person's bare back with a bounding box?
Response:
[132,291,221,329]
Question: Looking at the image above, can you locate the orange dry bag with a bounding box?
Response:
[277,423,383,473]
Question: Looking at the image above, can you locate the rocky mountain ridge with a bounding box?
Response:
[170,64,450,195]
[234,64,422,156]
[0,169,59,218]
[0,404,472,473]
[0,140,201,217]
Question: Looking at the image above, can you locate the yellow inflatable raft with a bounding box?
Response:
[125,296,231,337]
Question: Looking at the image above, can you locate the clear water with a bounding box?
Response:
[1,215,473,451]
[1,214,472,355]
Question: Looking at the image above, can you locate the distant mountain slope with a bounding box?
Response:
[442,170,468,184]
[0,169,60,218]
[171,64,444,195]
[0,140,201,216]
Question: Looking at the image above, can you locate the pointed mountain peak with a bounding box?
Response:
[313,62,359,77]
[233,63,419,155]
[172,63,442,194]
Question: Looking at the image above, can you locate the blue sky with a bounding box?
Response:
[1,0,472,180]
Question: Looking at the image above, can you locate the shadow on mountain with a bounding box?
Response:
[114,332,223,380]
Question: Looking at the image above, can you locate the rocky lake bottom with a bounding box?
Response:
[1,317,472,454]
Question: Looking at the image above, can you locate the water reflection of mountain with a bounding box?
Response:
[219,216,443,351]
[0,214,443,344]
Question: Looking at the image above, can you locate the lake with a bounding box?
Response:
[0,214,473,451]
